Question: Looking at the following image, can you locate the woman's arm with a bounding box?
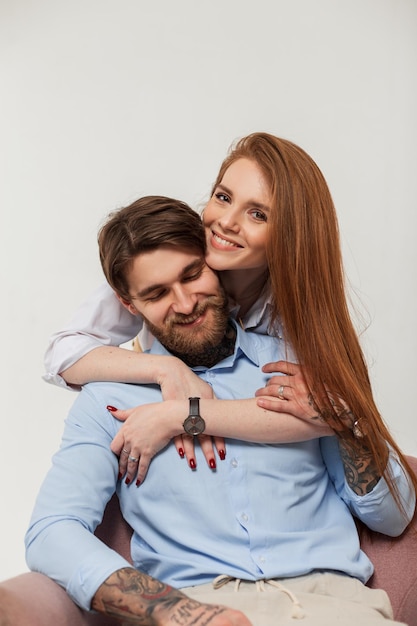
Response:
[62,346,216,400]
[44,283,142,389]
[111,397,333,485]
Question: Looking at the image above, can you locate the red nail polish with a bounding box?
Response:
[178,448,185,458]
[118,472,123,480]
[125,477,131,485]
[189,459,196,470]
[209,458,216,469]
[107,405,118,412]
[219,449,226,460]
[136,479,141,487]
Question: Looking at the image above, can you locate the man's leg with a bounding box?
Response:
[182,572,404,626]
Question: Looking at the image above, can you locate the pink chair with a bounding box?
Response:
[1,457,416,626]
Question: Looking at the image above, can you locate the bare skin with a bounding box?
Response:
[109,357,334,484]
[92,567,251,626]
[111,395,333,485]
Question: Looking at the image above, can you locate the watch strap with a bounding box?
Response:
[183,397,206,436]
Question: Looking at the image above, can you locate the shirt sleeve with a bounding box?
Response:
[25,386,131,610]
[43,283,143,390]
[320,436,416,536]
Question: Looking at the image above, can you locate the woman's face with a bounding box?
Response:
[203,158,271,273]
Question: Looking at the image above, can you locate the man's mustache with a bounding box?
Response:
[166,295,226,328]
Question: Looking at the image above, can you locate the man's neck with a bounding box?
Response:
[171,321,237,369]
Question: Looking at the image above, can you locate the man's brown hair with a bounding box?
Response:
[98,196,206,302]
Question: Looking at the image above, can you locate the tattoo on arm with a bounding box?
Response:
[92,567,229,625]
[307,393,383,496]
[92,567,182,623]
[338,437,382,496]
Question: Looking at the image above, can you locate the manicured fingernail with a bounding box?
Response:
[125,477,131,485]
[118,472,123,480]
[209,458,216,469]
[136,479,141,487]
[178,448,185,458]
[107,405,118,412]
[189,459,196,470]
[219,449,226,460]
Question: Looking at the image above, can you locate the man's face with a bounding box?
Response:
[120,246,229,356]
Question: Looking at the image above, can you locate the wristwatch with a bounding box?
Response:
[183,397,206,436]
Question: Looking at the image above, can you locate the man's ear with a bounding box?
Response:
[116,294,139,317]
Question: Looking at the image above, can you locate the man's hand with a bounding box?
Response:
[92,568,252,626]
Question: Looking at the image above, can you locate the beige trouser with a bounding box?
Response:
[182,572,405,626]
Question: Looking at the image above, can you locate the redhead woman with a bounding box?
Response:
[44,132,417,510]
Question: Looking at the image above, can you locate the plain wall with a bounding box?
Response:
[1,0,416,581]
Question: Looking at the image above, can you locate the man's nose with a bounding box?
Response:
[171,286,198,314]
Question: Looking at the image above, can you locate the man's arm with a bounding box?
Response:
[92,567,250,626]
[321,435,415,536]
[337,435,386,496]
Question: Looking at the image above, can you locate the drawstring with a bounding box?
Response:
[212,575,305,619]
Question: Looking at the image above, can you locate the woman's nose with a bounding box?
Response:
[218,208,240,233]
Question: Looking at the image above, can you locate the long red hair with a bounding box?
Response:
[213,132,417,514]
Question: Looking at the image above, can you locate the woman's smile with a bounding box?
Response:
[203,158,271,273]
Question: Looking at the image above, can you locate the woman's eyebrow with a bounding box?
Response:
[216,183,270,212]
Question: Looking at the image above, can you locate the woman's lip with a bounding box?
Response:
[210,230,243,250]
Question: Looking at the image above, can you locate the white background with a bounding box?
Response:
[1,0,416,581]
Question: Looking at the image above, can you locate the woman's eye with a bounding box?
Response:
[250,209,267,222]
[215,192,230,203]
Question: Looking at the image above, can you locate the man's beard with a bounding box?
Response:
[144,293,235,368]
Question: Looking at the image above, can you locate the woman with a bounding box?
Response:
[45,132,417,511]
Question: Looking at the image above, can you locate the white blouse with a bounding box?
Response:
[43,281,287,389]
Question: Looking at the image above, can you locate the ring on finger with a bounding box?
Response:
[128,455,139,463]
[278,384,286,400]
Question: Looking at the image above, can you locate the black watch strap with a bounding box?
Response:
[183,397,206,436]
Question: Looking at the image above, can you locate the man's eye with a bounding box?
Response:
[146,290,166,302]
[183,269,203,283]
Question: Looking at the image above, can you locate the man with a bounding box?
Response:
[25,196,414,625]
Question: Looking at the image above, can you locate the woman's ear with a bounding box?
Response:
[116,294,139,316]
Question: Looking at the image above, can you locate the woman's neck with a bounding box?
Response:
[220,268,269,319]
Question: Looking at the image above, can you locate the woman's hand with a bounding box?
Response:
[157,357,215,402]
[255,360,326,423]
[173,434,226,469]
[158,360,227,468]
[109,401,226,486]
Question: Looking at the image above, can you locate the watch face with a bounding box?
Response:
[183,415,205,436]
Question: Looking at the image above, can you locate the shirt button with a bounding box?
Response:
[231,458,238,468]
[241,513,249,522]
[259,556,266,564]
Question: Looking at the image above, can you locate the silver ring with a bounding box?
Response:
[278,384,285,400]
[122,448,129,455]
[128,455,139,463]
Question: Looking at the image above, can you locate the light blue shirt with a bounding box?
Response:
[27,323,415,611]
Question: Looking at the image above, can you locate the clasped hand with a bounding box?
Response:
[110,360,330,486]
